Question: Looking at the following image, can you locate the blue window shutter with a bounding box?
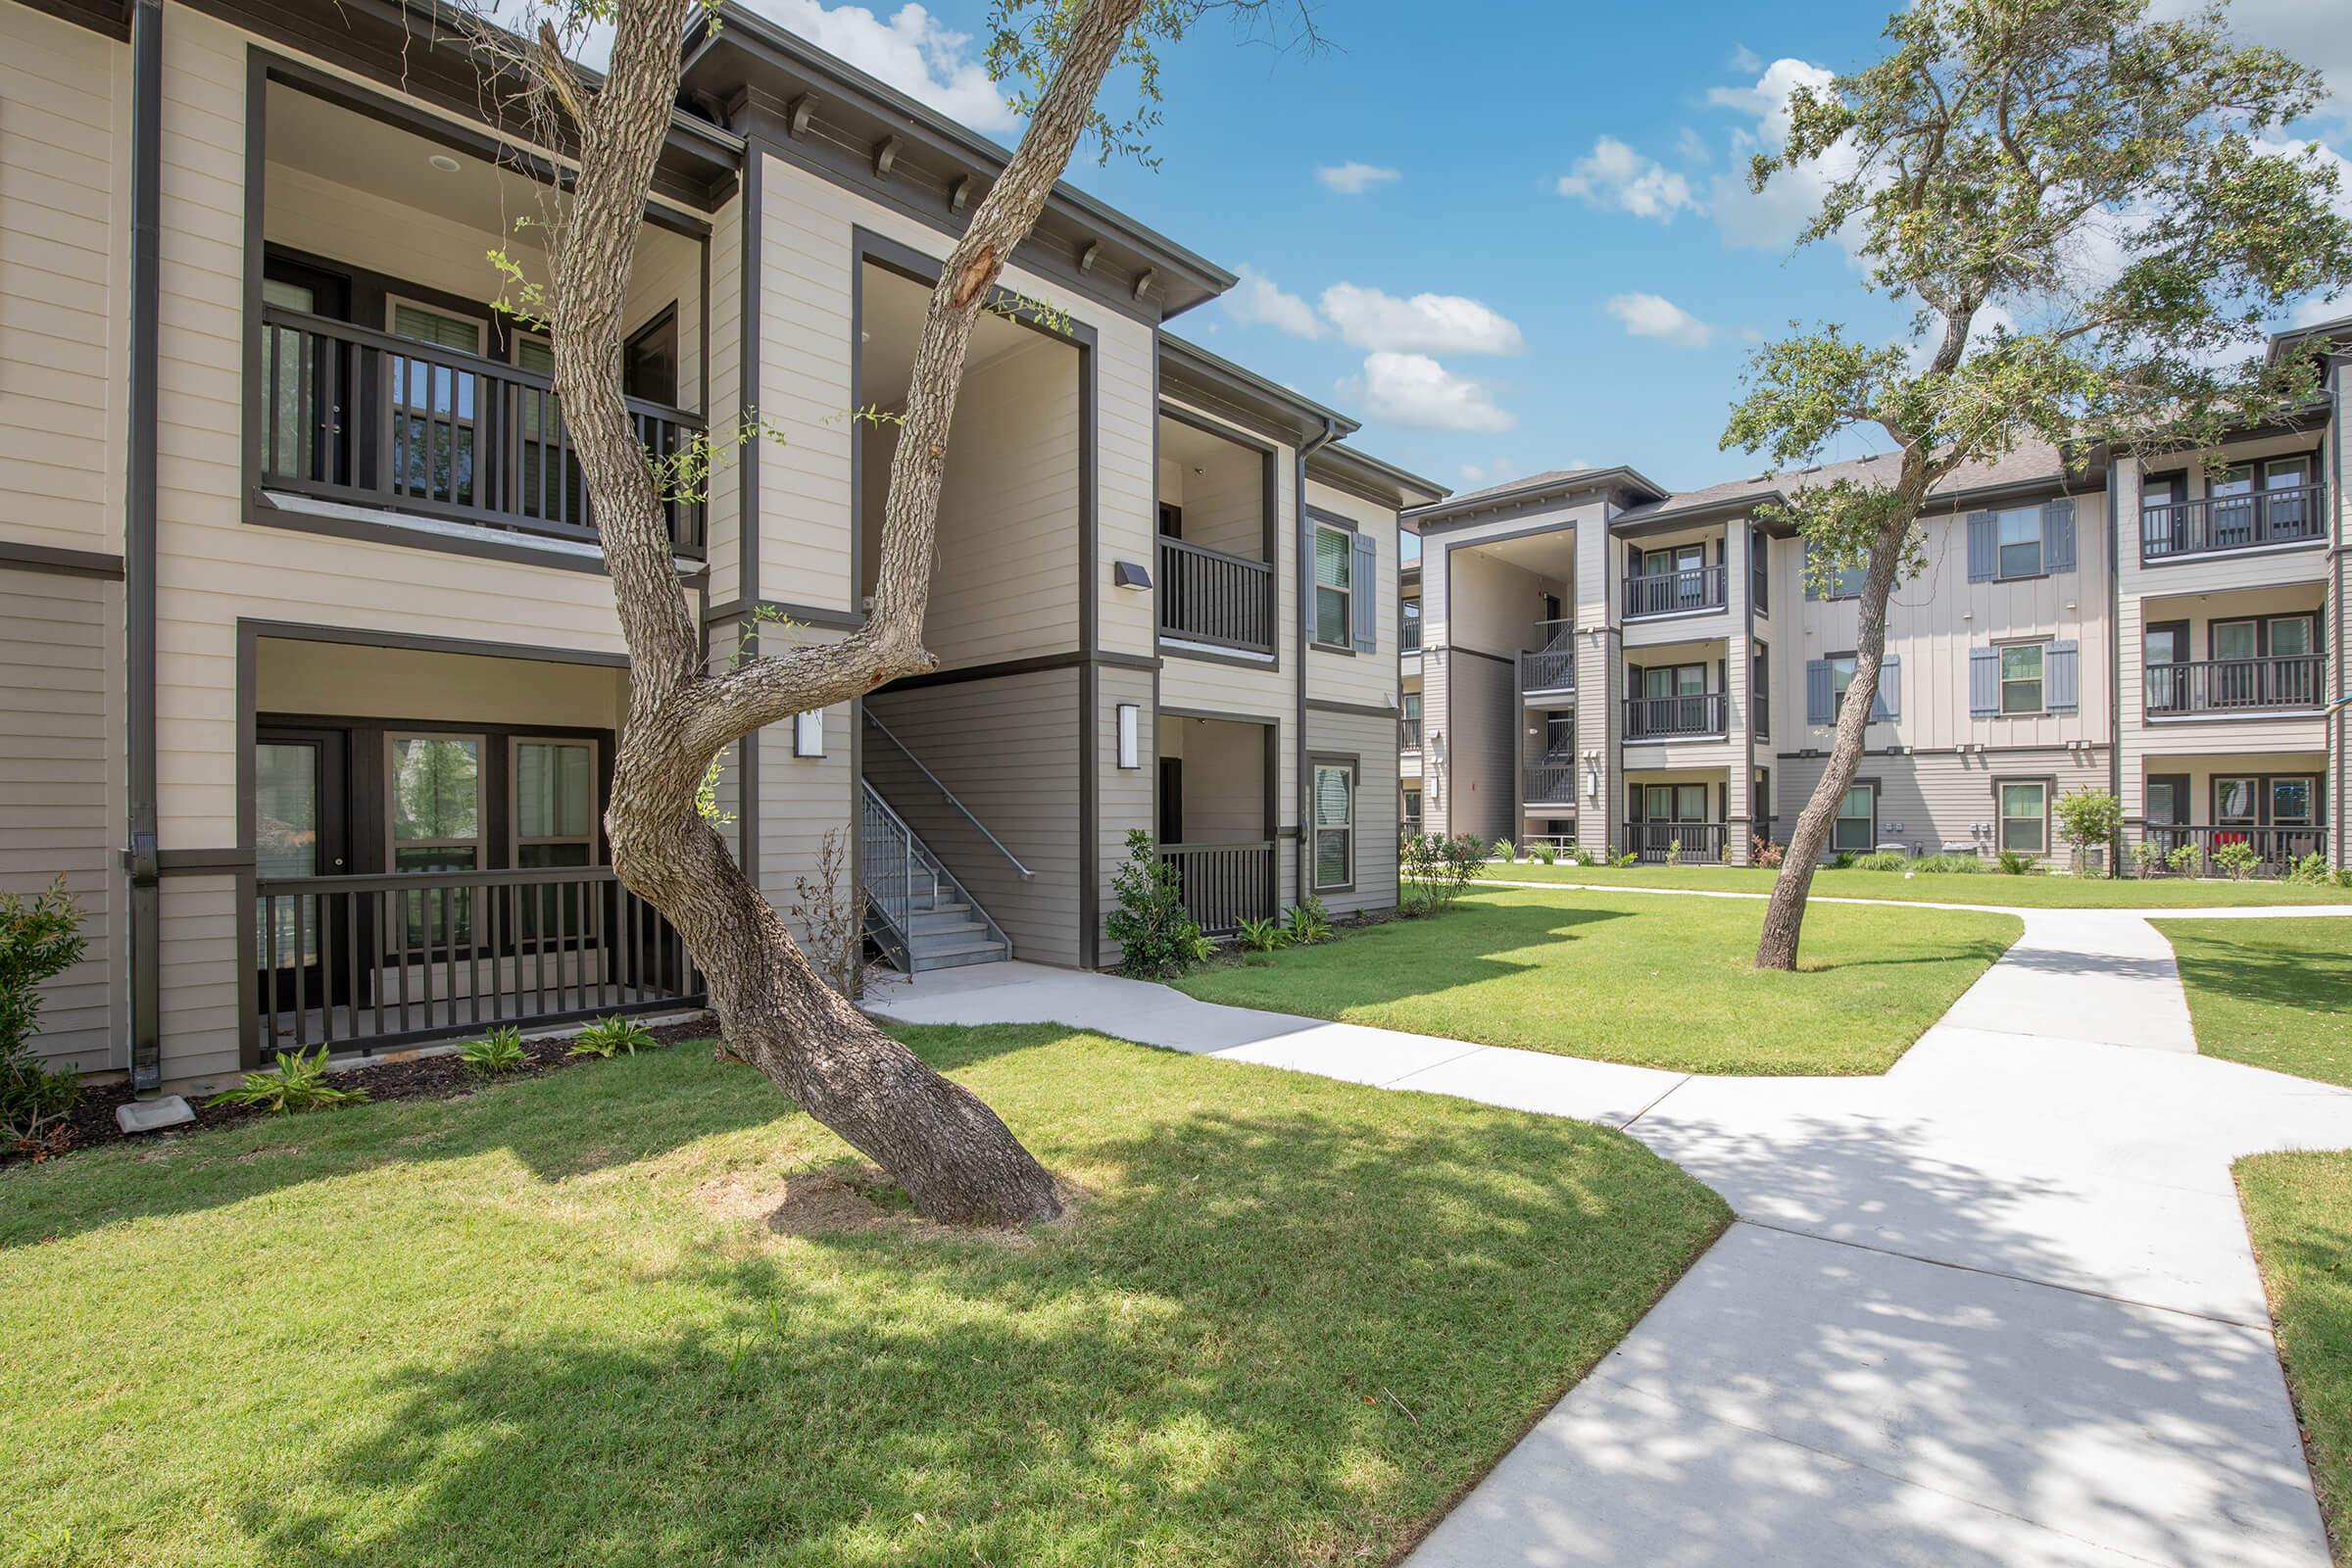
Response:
[2043,498,2077,573]
[1966,512,1995,581]
[1872,655,1901,721]
[1969,647,1999,715]
[1805,659,1833,724]
[1802,539,1821,601]
[2046,639,2080,711]
[1350,531,1379,652]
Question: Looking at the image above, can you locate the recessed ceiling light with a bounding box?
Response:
[428,153,461,173]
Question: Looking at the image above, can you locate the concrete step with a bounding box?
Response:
[909,939,1011,972]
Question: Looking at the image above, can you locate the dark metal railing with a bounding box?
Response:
[1158,537,1276,655]
[1620,822,1728,863]
[2140,483,2326,563]
[1157,841,1275,936]
[254,866,701,1054]
[1625,692,1728,739]
[1624,564,1728,619]
[2144,656,2325,716]
[258,306,707,557]
[1519,617,1576,695]
[1401,616,1422,653]
[1523,762,1577,805]
[2134,824,2328,878]
[1399,719,1423,751]
[1753,692,1771,738]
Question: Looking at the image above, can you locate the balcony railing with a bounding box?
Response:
[1157,537,1276,656]
[1399,719,1423,751]
[254,866,702,1054]
[1620,822,1728,863]
[2144,656,2326,717]
[1625,692,1728,740]
[257,306,707,557]
[2133,825,2327,878]
[1753,692,1771,739]
[1157,841,1276,936]
[1519,617,1576,695]
[1624,564,1728,619]
[1523,762,1577,805]
[2140,484,2326,563]
[1401,619,1422,653]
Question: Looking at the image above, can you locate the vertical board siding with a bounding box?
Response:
[1306,708,1400,915]
[1096,663,1155,965]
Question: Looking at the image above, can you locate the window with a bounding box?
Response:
[1827,654,1857,712]
[388,734,482,945]
[1994,505,2043,578]
[1312,524,1351,647]
[2272,778,2315,827]
[624,310,679,405]
[388,302,485,507]
[2271,616,2315,660]
[1400,693,1422,748]
[1640,783,1708,823]
[2000,643,2044,714]
[2212,619,2258,663]
[1752,644,1770,736]
[2145,776,2187,826]
[1312,761,1355,890]
[2217,777,2259,826]
[1401,788,1422,832]
[389,300,486,354]
[1999,782,2048,854]
[1750,534,1769,612]
[1834,784,1876,853]
[1401,598,1422,651]
[513,739,598,868]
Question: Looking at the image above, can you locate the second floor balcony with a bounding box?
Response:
[1519,617,1577,697]
[1156,536,1277,656]
[258,307,708,559]
[2144,656,2327,718]
[1624,563,1728,620]
[1625,692,1728,741]
[2140,484,2327,564]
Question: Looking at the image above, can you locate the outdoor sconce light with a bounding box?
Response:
[1113,561,1152,591]
[793,710,825,758]
[1116,703,1140,769]
[1583,752,1603,804]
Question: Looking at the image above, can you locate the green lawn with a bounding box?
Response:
[0,1026,1726,1568]
[2155,917,2352,1088]
[2237,1151,2352,1564]
[1177,887,2021,1075]
[1484,861,2352,908]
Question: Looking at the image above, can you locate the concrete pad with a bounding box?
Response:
[1938,912,2197,1051]
[1387,1045,1685,1128]
[114,1095,195,1134]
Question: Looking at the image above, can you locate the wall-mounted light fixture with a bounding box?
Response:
[1113,561,1152,592]
[1116,703,1140,769]
[793,710,825,758]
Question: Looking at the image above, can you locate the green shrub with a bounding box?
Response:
[1910,853,1985,874]
[2211,840,2263,881]
[569,1015,655,1058]
[0,879,86,1157]
[462,1025,527,1074]
[2132,840,2167,879]
[1283,898,1333,946]
[2053,788,2125,876]
[1492,839,1517,863]
[1609,847,1640,868]
[1852,850,1909,872]
[1236,915,1287,953]
[207,1045,368,1115]
[1105,830,1205,979]
[1996,849,2036,876]
[2166,842,2202,875]
[1830,852,1857,870]
[2285,852,2332,887]
[1531,842,1558,864]
[1665,838,1684,863]
[1403,833,1489,911]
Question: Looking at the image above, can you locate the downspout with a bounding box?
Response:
[125,0,164,1092]
[1296,416,1340,906]
[2106,457,2123,870]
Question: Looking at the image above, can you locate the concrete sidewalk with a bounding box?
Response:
[873,898,2352,1567]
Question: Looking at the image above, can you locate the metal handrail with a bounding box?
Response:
[860,710,1033,878]
[859,781,1014,967]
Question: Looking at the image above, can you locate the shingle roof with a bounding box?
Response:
[1618,437,2082,526]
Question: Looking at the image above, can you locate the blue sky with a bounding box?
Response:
[741,0,2352,499]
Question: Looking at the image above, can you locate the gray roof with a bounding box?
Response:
[1616,438,2082,528]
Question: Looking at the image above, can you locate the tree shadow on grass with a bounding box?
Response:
[0,1027,1064,1249]
[1188,903,1629,1014]
[2168,927,2352,1023]
[216,1092,1725,1568]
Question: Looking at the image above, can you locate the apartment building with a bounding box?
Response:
[1406,342,2345,873]
[0,0,1441,1093]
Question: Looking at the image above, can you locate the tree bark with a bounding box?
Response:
[522,0,1148,1223]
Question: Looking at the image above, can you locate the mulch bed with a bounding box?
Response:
[20,1013,719,1168]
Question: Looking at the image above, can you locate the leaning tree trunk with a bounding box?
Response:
[522,0,1148,1223]
[1754,485,1921,970]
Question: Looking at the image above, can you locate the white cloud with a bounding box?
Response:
[1317,162,1400,195]
[1556,136,1699,220]
[1729,42,1764,74]
[1459,458,1521,487]
[743,1,1014,131]
[1606,292,1714,348]
[1221,265,1322,338]
[1706,58,1863,254]
[1675,126,1713,167]
[1318,283,1525,356]
[1348,353,1516,432]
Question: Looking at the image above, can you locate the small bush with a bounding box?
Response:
[1237,915,1287,953]
[2211,840,2263,881]
[1664,838,1683,863]
[1608,847,1640,868]
[1996,849,2036,876]
[1283,898,1333,946]
[1403,833,1489,911]
[1830,852,1856,870]
[1492,839,1517,863]
[0,879,86,1158]
[1750,836,1785,869]
[207,1045,368,1115]
[2285,852,2332,887]
[2166,842,2202,875]
[2053,788,2125,876]
[1914,853,1985,874]
[461,1025,527,1075]
[569,1015,656,1058]
[1851,850,1909,872]
[1531,842,1558,864]
[2132,840,2167,879]
[1106,830,1206,980]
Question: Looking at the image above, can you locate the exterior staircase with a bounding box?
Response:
[859,781,1012,973]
